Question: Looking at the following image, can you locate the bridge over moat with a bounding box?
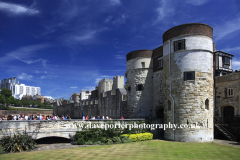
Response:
[0,119,159,140]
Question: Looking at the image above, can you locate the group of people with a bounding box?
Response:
[0,114,71,121]
[82,115,124,120]
[0,114,124,120]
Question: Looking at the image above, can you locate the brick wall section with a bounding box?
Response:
[162,23,213,43]
[127,50,153,61]
[215,72,240,116]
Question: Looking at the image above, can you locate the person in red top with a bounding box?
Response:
[86,116,89,120]
[121,116,124,119]
[42,115,45,120]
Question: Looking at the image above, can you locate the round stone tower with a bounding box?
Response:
[126,50,154,118]
[162,23,214,142]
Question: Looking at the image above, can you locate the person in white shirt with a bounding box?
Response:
[25,114,28,120]
[39,114,43,120]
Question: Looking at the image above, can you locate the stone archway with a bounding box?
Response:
[223,106,234,123]
[156,108,164,119]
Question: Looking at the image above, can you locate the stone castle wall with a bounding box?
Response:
[162,34,214,142]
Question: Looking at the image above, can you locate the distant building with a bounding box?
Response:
[214,51,234,76]
[43,96,55,102]
[0,77,19,94]
[12,84,41,100]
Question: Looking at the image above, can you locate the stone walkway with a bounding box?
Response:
[213,139,240,147]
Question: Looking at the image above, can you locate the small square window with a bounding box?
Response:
[223,56,230,65]
[174,39,185,52]
[136,84,144,91]
[228,88,233,97]
[141,62,145,68]
[184,71,195,81]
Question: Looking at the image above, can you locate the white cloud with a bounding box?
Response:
[214,17,240,41]
[109,0,121,6]
[62,28,108,45]
[95,78,102,85]
[44,71,48,74]
[17,73,33,80]
[70,86,78,89]
[220,46,240,53]
[112,14,128,25]
[40,75,58,79]
[113,55,125,59]
[105,16,113,23]
[0,2,39,16]
[154,0,175,24]
[232,59,240,71]
[83,86,95,91]
[184,0,209,6]
[0,44,49,67]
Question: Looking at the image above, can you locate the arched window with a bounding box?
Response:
[168,100,171,111]
[205,99,209,110]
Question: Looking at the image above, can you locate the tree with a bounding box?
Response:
[0,95,6,105]
[0,88,12,98]
[7,96,15,105]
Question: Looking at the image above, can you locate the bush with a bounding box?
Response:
[129,134,139,142]
[112,137,122,144]
[106,139,113,145]
[94,141,103,145]
[85,140,93,145]
[101,137,107,143]
[121,133,153,142]
[0,133,36,153]
[121,136,132,143]
[0,145,4,154]
[76,138,85,145]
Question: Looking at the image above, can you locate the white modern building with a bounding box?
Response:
[12,84,41,100]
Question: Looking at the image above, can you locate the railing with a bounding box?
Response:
[214,117,239,142]
[216,116,240,128]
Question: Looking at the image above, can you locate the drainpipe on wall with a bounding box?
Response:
[169,40,175,141]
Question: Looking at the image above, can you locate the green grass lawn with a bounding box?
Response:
[1,140,240,160]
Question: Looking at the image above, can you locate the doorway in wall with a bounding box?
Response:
[223,106,234,123]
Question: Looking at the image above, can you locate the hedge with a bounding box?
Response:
[121,132,153,142]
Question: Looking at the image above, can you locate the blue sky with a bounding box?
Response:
[0,0,240,99]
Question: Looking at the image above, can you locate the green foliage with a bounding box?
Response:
[0,145,5,154]
[106,139,113,145]
[0,133,36,153]
[120,136,132,143]
[76,138,85,145]
[101,137,107,143]
[122,133,153,142]
[85,140,93,145]
[94,141,103,145]
[112,137,122,144]
[121,121,149,134]
[0,95,6,104]
[129,134,139,142]
[0,88,12,98]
